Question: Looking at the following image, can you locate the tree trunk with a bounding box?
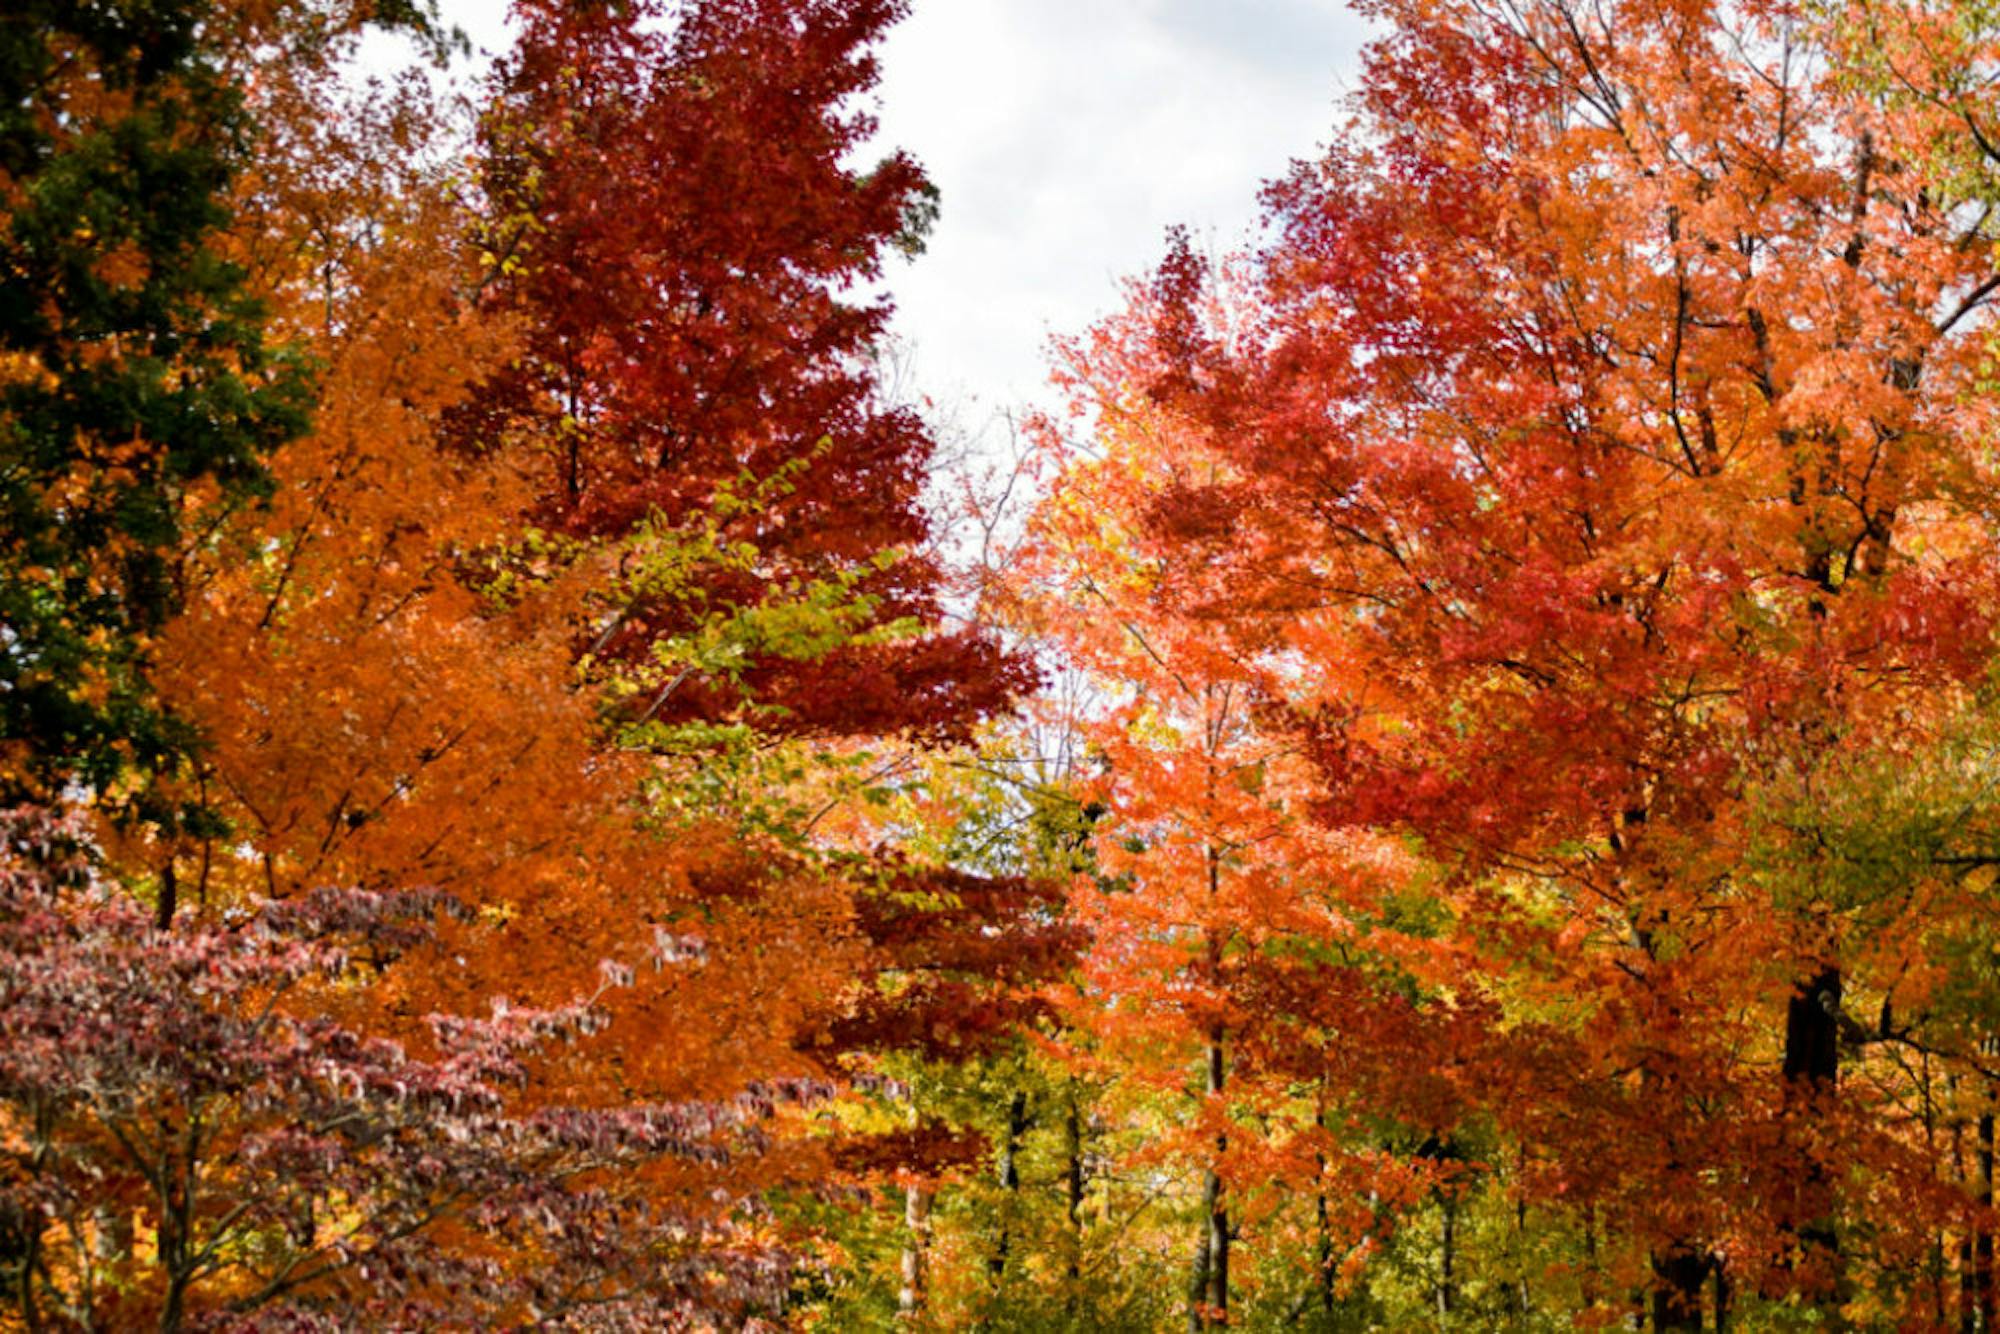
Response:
[1187,1218,1212,1334]
[1315,1155,1336,1316]
[1651,1246,1706,1332]
[1782,965,1841,1087]
[1064,1087,1085,1317]
[155,857,177,931]
[1639,1057,1707,1329]
[1510,1193,1530,1319]
[1965,1225,1978,1334]
[989,1089,1027,1282]
[1980,1105,1996,1332]
[1203,1159,1229,1323]
[1188,1035,1229,1330]
[1204,1035,1229,1326]
[898,1182,933,1320]
[1781,964,1842,1309]
[1437,1188,1457,1319]
[1955,1073,1977,1334]
[1583,1202,1600,1310]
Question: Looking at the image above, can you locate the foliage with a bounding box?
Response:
[27,0,2000,1327]
[0,0,314,826]
[0,805,810,1330]
[474,0,1031,752]
[980,0,2000,1324]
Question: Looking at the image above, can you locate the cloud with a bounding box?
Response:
[867,0,1371,412]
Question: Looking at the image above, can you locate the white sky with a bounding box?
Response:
[411,0,1371,415]
[868,1,1369,413]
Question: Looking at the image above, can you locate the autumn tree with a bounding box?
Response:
[471,0,1025,753]
[86,2,1059,1324]
[1040,0,2000,1324]
[0,804,824,1329]
[112,0,853,1241]
[1011,245,1503,1330]
[59,0,2000,1324]
[0,1,1027,1325]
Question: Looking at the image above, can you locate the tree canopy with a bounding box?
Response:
[13,0,2000,1328]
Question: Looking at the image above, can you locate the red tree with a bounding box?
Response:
[472,0,1028,747]
[1047,0,2000,1321]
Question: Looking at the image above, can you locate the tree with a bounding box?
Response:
[472,0,1026,753]
[1053,0,2000,1322]
[98,3,1054,1321]
[0,0,1076,1326]
[0,0,314,827]
[1016,246,1482,1330]
[0,803,818,1330]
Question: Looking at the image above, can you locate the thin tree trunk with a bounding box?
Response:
[898,1182,933,1320]
[1640,1060,1706,1330]
[1437,1189,1457,1319]
[1187,1217,1212,1334]
[1316,1154,1336,1316]
[1064,1087,1085,1317]
[1187,1033,1229,1330]
[157,1118,202,1333]
[1583,1201,1600,1311]
[1980,1103,1996,1332]
[1203,1159,1228,1322]
[1193,823,1231,1330]
[1923,1047,1946,1329]
[1198,1034,1228,1327]
[1511,1192,1530,1319]
[1966,1227,1978,1334]
[989,1089,1027,1282]
[1956,1071,1976,1334]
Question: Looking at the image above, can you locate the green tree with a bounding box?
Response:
[0,0,313,827]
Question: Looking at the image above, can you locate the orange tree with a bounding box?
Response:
[11,0,1040,1321]
[1031,0,2000,1324]
[1016,250,1489,1328]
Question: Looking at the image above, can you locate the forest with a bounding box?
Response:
[7,0,2000,1328]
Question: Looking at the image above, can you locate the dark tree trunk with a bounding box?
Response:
[1205,1037,1228,1325]
[1980,1106,1996,1332]
[1783,967,1841,1087]
[1510,1193,1530,1319]
[1651,1246,1706,1332]
[1437,1189,1457,1319]
[1316,1156,1336,1316]
[1064,1088,1085,1318]
[155,857,177,931]
[1189,1036,1228,1329]
[1962,1222,1977,1334]
[1782,964,1842,1306]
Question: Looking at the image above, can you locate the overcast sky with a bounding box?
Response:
[418,1,1371,414]
[867,1,1369,412]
